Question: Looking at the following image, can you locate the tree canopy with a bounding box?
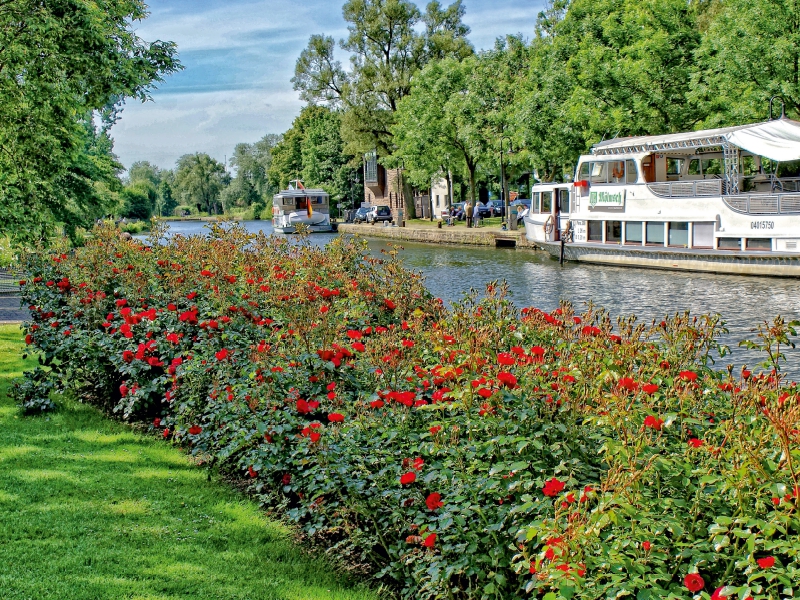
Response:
[0,0,180,244]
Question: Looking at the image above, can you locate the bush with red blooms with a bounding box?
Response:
[15,222,800,599]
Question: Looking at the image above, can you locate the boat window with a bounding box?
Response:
[626,160,638,183]
[746,238,772,251]
[558,189,570,213]
[668,222,689,247]
[606,221,622,243]
[701,158,723,175]
[688,159,701,175]
[588,221,603,242]
[533,192,541,213]
[667,158,684,176]
[590,163,607,184]
[541,191,552,213]
[609,161,626,183]
[718,238,741,250]
[578,162,591,180]
[626,222,643,243]
[646,222,665,245]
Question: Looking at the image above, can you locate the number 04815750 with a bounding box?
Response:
[750,221,774,229]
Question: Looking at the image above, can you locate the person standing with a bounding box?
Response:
[466,202,473,228]
[472,201,481,227]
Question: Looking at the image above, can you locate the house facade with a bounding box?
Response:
[363,151,405,222]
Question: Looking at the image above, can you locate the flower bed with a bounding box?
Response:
[15,222,800,599]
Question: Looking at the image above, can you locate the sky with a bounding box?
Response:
[111,0,546,171]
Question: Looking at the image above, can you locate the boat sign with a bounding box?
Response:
[589,189,625,209]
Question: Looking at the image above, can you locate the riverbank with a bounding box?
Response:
[338,222,537,249]
[0,324,376,600]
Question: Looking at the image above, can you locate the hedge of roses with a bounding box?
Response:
[15,222,800,599]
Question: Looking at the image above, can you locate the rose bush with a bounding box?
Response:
[15,222,800,599]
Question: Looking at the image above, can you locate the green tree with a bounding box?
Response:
[128,161,162,187]
[0,0,180,244]
[121,180,157,220]
[173,154,228,215]
[692,0,800,125]
[159,179,177,217]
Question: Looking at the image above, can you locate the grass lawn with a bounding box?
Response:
[0,325,378,600]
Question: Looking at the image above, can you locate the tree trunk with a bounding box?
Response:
[400,169,415,220]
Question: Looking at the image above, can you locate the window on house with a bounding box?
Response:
[364,151,378,183]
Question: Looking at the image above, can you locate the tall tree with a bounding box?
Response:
[292,0,472,156]
[173,154,228,215]
[692,0,800,125]
[0,0,180,244]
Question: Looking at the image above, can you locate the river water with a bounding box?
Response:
[151,220,800,378]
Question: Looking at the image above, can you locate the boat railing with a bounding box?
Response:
[723,193,800,215]
[646,180,723,198]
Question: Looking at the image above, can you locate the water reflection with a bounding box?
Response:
[148,220,800,377]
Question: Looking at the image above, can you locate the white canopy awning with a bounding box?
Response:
[592,118,800,162]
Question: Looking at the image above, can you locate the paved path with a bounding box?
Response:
[0,296,28,324]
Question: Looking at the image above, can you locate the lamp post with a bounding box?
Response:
[500,135,513,230]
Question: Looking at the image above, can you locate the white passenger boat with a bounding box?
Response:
[525,115,800,276]
[272,181,332,233]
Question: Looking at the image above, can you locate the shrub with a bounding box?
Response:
[10,367,57,413]
[17,222,800,599]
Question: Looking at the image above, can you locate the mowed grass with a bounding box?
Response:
[0,325,379,600]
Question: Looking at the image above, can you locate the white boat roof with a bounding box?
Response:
[274,188,328,197]
[592,118,800,162]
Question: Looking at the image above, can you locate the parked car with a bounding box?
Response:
[475,202,493,218]
[484,200,505,217]
[367,205,393,224]
[352,206,370,224]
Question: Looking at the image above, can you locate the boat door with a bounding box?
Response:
[554,186,571,241]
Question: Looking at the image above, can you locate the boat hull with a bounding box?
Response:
[273,212,332,233]
[536,240,800,277]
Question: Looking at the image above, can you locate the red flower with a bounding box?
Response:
[413,457,424,471]
[328,412,345,423]
[384,299,396,310]
[643,415,664,431]
[282,473,292,485]
[542,477,565,497]
[688,438,703,448]
[215,348,229,361]
[497,352,515,366]
[296,399,310,414]
[347,330,362,340]
[618,377,638,391]
[186,291,197,300]
[188,425,202,435]
[642,541,652,552]
[163,428,170,438]
[684,573,705,592]
[119,384,128,397]
[352,342,366,352]
[400,472,416,485]
[422,532,436,548]
[401,339,414,348]
[116,299,127,307]
[122,350,135,363]
[370,399,384,408]
[679,370,698,382]
[248,466,257,478]
[711,587,728,600]
[757,556,775,569]
[497,372,518,388]
[426,493,443,510]
[310,432,321,443]
[153,417,161,428]
[429,425,442,435]
[477,387,492,399]
[642,383,659,394]
[320,305,329,314]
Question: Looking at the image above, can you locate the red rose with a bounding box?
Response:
[413,457,424,470]
[400,472,416,485]
[116,299,127,307]
[688,438,703,448]
[422,533,436,548]
[642,383,659,394]
[347,330,362,340]
[248,466,257,478]
[215,348,229,361]
[426,493,443,510]
[679,370,698,382]
[188,425,202,435]
[384,298,396,310]
[618,377,638,391]
[429,425,442,435]
[643,415,664,431]
[328,412,345,423]
[352,342,366,352]
[370,399,384,408]
[163,428,170,438]
[153,418,161,428]
[497,372,517,388]
[542,477,565,497]
[497,352,515,366]
[296,399,310,414]
[757,556,775,569]
[122,350,134,363]
[119,384,128,397]
[642,541,651,552]
[711,587,727,600]
[684,573,704,592]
